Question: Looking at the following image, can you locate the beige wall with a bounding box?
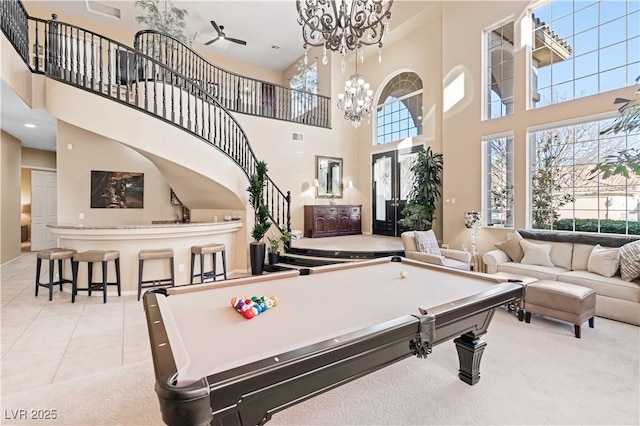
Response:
[56,121,179,225]
[22,146,56,169]
[1,131,22,263]
[21,168,31,227]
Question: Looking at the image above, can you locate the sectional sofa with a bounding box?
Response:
[483,230,640,326]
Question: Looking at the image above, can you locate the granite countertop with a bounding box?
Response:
[50,220,242,230]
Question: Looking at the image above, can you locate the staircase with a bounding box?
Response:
[1,1,295,233]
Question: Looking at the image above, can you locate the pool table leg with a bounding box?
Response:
[454,332,487,385]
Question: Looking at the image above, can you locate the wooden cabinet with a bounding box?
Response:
[304,205,361,238]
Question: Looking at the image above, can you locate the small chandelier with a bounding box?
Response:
[337,62,373,127]
[296,0,393,69]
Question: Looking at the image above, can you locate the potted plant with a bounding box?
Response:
[267,230,296,265]
[247,161,271,275]
[398,147,444,231]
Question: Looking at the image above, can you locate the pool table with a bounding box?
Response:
[143,256,523,426]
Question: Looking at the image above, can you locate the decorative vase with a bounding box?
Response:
[268,252,280,265]
[250,242,266,275]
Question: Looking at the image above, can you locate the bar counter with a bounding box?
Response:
[48,221,244,296]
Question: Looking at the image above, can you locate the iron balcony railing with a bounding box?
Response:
[0,2,291,233]
[134,30,331,128]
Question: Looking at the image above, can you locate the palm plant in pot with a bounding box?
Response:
[247,161,271,275]
[398,147,444,231]
[267,230,296,265]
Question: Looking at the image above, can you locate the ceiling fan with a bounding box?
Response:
[204,20,247,46]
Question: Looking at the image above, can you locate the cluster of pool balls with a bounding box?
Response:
[231,295,278,320]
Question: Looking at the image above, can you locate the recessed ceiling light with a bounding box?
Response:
[271,45,280,50]
[24,123,36,128]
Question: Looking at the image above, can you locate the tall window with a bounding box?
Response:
[484,135,514,228]
[530,0,639,108]
[376,72,423,144]
[290,62,317,118]
[485,20,514,119]
[529,118,640,234]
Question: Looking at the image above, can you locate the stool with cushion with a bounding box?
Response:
[71,250,121,303]
[35,248,76,301]
[138,248,175,300]
[190,243,227,284]
[524,280,596,338]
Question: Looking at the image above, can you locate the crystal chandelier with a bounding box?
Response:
[296,0,393,69]
[337,62,374,127]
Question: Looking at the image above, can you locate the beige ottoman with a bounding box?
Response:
[524,280,596,338]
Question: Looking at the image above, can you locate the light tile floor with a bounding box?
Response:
[1,235,403,397]
[1,252,151,396]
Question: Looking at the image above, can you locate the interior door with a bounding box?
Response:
[372,147,421,236]
[31,170,57,251]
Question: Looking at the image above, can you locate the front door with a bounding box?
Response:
[31,170,57,251]
[372,146,421,236]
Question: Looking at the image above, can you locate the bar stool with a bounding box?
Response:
[190,243,227,284]
[138,248,175,300]
[35,248,76,301]
[71,250,121,303]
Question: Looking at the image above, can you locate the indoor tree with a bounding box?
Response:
[247,161,271,275]
[134,0,189,44]
[590,76,640,178]
[398,147,443,231]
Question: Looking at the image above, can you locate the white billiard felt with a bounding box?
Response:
[159,258,508,385]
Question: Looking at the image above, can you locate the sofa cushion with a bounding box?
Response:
[619,240,640,281]
[587,245,620,278]
[494,232,524,262]
[572,243,594,271]
[520,240,554,267]
[557,271,640,303]
[414,230,441,256]
[496,262,568,281]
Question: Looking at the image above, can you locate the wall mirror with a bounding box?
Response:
[315,156,343,198]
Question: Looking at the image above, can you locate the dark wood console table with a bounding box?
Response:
[304,205,362,238]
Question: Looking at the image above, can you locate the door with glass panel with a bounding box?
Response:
[372,147,421,236]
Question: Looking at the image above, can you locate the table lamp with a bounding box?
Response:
[464,211,482,255]
[313,179,320,204]
[347,180,353,204]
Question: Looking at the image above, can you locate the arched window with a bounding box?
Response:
[375,72,423,145]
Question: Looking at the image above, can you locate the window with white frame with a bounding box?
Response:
[529,118,640,234]
[375,72,423,144]
[530,0,639,108]
[290,62,317,118]
[485,20,514,120]
[484,135,514,228]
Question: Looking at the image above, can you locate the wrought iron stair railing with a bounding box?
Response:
[0,2,291,233]
[134,30,331,128]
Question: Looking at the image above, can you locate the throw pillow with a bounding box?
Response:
[414,230,441,256]
[587,245,620,278]
[519,240,554,267]
[618,240,640,281]
[494,231,524,262]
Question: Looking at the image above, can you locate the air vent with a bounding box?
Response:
[86,1,121,19]
[292,132,304,142]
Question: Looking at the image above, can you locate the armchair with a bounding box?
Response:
[401,231,471,270]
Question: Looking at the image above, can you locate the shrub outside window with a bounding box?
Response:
[529,119,640,234]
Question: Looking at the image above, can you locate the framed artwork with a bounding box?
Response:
[90,170,144,208]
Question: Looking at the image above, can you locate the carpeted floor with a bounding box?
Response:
[1,309,638,425]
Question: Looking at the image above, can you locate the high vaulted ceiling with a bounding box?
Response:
[4,1,435,151]
[27,0,306,71]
